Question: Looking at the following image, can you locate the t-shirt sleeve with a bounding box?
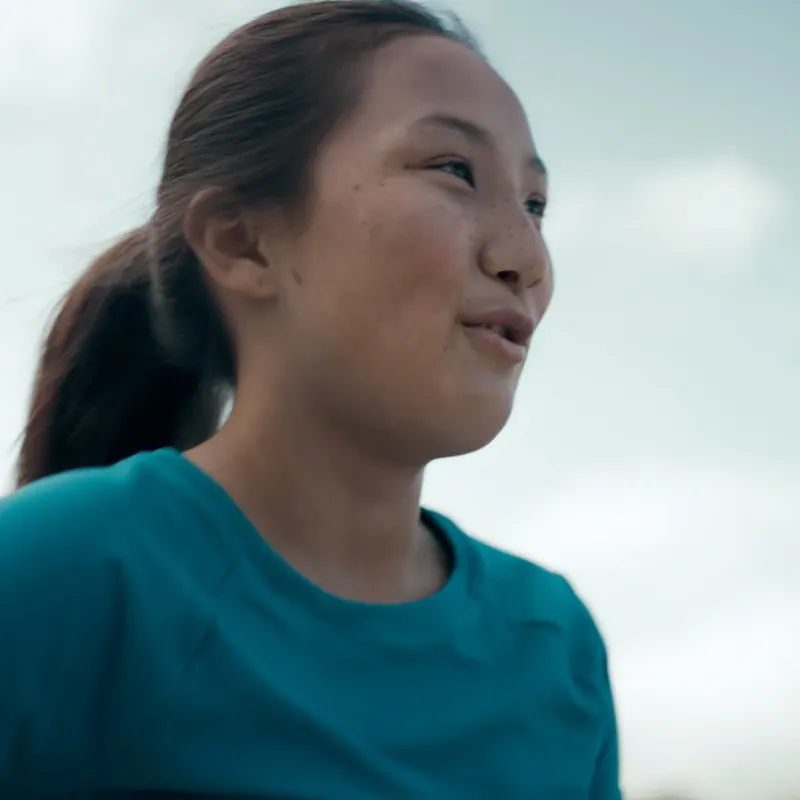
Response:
[0,471,149,796]
[560,575,623,800]
[589,636,622,800]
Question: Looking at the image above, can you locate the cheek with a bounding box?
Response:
[321,189,473,341]
[363,195,472,317]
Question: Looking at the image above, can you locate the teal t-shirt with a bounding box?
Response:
[0,449,621,798]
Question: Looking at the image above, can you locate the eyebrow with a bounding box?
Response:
[412,112,548,176]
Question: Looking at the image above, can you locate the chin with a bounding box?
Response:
[428,400,514,460]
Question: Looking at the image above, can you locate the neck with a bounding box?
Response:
[186,388,445,603]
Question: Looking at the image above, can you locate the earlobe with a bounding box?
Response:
[183,189,278,301]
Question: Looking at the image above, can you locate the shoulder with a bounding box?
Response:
[0,454,154,587]
[0,448,228,648]
[1,450,154,525]
[436,511,617,740]
[0,448,239,591]
[0,452,217,793]
[433,509,608,662]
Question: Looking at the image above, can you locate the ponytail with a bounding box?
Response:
[15,226,227,488]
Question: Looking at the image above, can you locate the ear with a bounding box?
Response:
[183,188,279,301]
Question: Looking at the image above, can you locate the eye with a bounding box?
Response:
[525,197,547,219]
[431,159,476,188]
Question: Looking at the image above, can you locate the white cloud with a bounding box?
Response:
[0,0,113,94]
[618,588,800,800]
[0,0,512,102]
[524,462,800,578]
[548,156,786,272]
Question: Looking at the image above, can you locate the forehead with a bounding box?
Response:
[347,35,536,157]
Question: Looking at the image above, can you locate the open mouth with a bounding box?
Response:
[460,322,528,365]
[461,322,522,345]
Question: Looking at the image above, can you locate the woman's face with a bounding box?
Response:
[263,35,552,462]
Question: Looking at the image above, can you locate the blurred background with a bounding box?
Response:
[1,0,798,797]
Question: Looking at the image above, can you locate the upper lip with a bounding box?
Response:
[460,306,535,347]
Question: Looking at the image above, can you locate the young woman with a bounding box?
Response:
[0,1,621,797]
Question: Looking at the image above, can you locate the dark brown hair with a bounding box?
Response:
[16,0,477,488]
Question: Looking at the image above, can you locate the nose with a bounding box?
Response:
[479,206,550,291]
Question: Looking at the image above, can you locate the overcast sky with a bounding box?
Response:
[1,1,798,797]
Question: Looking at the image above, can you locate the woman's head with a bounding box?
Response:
[17,0,552,487]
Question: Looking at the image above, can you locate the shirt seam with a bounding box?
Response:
[79,554,248,793]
